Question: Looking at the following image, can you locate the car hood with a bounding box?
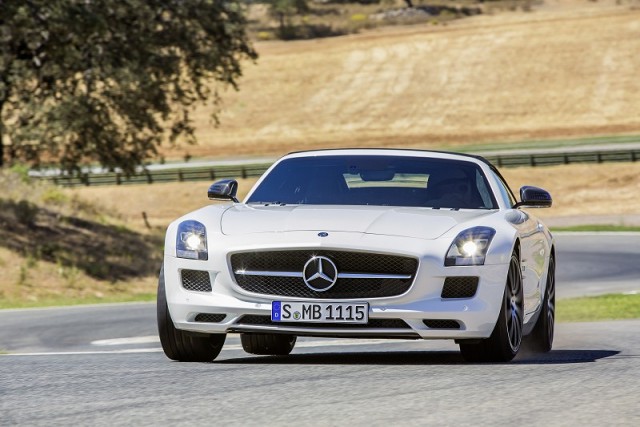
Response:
[220,205,494,240]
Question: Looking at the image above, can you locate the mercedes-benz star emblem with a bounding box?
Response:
[302,256,338,292]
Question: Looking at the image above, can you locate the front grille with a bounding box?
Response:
[237,315,411,329]
[230,250,418,299]
[423,319,461,329]
[181,270,212,292]
[194,313,226,323]
[441,276,479,299]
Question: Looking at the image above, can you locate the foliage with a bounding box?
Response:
[271,0,309,15]
[0,0,257,175]
[261,0,310,35]
[245,0,484,41]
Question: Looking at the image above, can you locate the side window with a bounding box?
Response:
[492,171,517,207]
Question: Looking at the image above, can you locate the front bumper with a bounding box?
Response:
[163,246,509,340]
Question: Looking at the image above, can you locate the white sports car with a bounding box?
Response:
[158,149,555,363]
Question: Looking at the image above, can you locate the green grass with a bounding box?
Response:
[551,225,640,233]
[0,293,156,310]
[557,293,640,322]
[440,134,640,153]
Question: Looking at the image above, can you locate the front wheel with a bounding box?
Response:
[459,253,524,363]
[157,266,226,362]
[525,256,555,353]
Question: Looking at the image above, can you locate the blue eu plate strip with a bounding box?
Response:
[271,301,281,322]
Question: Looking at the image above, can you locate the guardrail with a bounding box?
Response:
[38,148,640,187]
[42,163,271,187]
[484,149,640,168]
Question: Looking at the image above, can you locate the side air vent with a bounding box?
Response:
[441,276,479,299]
[194,313,226,323]
[181,270,212,292]
[423,319,461,329]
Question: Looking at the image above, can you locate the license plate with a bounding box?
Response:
[271,301,369,324]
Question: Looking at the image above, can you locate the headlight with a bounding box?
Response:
[176,220,208,260]
[445,226,495,266]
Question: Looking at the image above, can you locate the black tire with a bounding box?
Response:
[240,333,297,356]
[459,253,524,363]
[157,266,226,362]
[525,256,555,353]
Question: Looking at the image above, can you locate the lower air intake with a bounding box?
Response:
[194,313,226,323]
[441,276,479,299]
[236,315,411,329]
[181,270,212,292]
[423,319,461,329]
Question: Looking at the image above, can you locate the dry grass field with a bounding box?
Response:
[65,0,640,227]
[4,1,640,307]
[158,0,640,161]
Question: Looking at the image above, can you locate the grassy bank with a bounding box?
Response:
[0,168,162,308]
[556,293,640,322]
[551,225,640,233]
[0,292,156,310]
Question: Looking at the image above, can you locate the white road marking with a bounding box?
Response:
[5,337,422,357]
[92,336,159,346]
[91,335,411,348]
[3,349,164,357]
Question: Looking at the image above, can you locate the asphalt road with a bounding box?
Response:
[1,233,639,426]
[554,232,640,298]
[1,321,639,426]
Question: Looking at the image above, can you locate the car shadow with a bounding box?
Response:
[217,349,620,365]
[514,349,620,364]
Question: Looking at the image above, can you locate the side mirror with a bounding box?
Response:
[208,179,239,203]
[514,186,552,208]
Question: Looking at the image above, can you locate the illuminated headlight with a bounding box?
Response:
[176,220,208,260]
[445,227,495,266]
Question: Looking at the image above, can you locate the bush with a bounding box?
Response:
[14,200,39,226]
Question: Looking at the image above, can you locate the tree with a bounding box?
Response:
[265,0,309,36]
[0,0,256,175]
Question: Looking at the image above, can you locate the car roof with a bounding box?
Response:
[284,148,493,167]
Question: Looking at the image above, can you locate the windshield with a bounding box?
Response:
[247,155,498,209]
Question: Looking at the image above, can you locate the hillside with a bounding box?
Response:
[164,0,640,160]
[0,169,162,308]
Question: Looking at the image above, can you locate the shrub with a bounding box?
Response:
[14,200,39,226]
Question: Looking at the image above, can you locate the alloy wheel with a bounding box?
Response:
[506,256,524,352]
